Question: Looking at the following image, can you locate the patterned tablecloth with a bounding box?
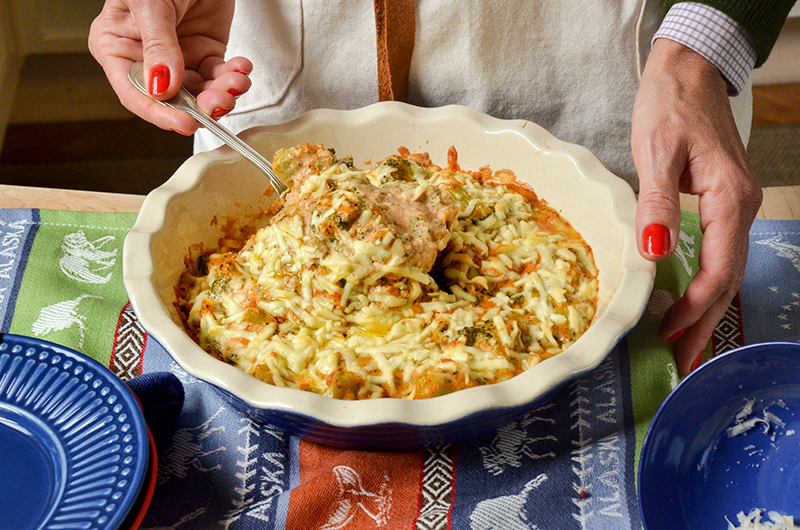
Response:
[0,207,798,530]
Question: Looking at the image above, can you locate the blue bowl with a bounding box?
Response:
[639,341,800,529]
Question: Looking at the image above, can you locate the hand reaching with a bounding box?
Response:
[88,0,253,135]
[632,38,763,376]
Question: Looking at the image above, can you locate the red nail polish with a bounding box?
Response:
[228,89,243,97]
[667,328,687,344]
[690,353,703,372]
[211,107,232,120]
[643,224,670,256]
[148,65,170,96]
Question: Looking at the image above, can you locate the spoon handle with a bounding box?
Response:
[127,62,287,195]
[177,91,287,194]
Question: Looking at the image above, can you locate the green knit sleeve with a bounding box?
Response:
[662,0,797,67]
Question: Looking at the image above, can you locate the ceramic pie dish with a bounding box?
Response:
[123,102,655,450]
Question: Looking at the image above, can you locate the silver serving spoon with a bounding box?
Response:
[128,61,287,195]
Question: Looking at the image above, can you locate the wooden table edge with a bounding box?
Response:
[0,184,145,213]
[1,184,798,220]
[678,186,799,221]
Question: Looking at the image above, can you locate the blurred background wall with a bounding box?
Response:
[0,1,798,195]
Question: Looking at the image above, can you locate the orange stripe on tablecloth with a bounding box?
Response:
[285,440,425,530]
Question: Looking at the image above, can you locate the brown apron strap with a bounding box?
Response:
[374,0,416,102]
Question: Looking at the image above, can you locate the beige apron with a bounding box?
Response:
[197,0,752,190]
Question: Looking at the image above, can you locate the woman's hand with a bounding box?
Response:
[632,38,762,376]
[88,0,253,135]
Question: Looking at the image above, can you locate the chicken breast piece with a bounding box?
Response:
[272,144,458,272]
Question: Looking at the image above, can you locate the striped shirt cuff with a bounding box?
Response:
[653,2,757,96]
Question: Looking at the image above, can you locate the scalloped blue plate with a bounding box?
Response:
[0,334,149,530]
[639,341,800,530]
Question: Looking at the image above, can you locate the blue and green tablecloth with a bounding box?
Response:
[0,207,797,529]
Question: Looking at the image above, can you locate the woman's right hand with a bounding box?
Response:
[88,0,253,135]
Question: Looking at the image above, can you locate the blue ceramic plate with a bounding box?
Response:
[0,334,149,530]
[639,341,800,529]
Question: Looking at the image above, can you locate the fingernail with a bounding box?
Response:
[172,129,192,136]
[228,89,243,97]
[235,69,250,76]
[211,107,232,120]
[643,224,670,256]
[690,353,703,372]
[667,328,687,344]
[148,65,170,96]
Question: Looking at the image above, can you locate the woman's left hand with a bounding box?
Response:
[631,38,763,376]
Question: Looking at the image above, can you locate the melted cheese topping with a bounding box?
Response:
[176,144,598,399]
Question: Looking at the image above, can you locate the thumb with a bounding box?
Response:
[135,2,185,99]
[633,141,684,262]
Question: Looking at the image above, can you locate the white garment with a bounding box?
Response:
[195,0,752,190]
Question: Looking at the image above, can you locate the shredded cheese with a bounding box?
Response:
[727,509,799,530]
[176,144,598,399]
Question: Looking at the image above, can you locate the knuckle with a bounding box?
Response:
[636,189,681,219]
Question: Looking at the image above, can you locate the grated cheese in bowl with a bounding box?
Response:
[727,508,799,530]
